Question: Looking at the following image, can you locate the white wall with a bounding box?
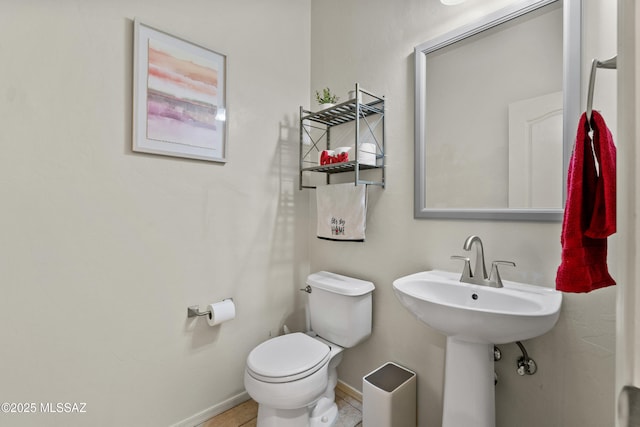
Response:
[0,1,310,425]
[310,0,617,426]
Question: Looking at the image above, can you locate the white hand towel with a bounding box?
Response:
[316,183,367,241]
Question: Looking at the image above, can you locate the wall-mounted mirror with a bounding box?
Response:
[414,0,582,221]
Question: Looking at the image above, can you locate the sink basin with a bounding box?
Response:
[393,270,562,427]
[392,270,562,344]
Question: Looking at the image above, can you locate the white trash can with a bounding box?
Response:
[362,362,416,427]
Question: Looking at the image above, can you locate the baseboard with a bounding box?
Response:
[336,380,363,403]
[169,390,250,427]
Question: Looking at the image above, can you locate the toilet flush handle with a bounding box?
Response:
[299,285,312,293]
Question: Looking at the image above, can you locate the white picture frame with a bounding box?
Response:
[133,19,227,163]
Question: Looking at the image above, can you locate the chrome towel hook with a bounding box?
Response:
[586,55,617,128]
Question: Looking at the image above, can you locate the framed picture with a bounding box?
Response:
[133,19,227,162]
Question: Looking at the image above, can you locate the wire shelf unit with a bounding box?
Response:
[299,83,385,189]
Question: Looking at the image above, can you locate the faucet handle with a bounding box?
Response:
[451,255,472,280]
[488,260,516,288]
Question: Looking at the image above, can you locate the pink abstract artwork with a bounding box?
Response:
[146,39,220,149]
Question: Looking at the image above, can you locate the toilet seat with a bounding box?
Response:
[246,333,330,383]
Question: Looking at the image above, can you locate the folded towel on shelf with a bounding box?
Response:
[316,183,367,241]
[556,110,616,293]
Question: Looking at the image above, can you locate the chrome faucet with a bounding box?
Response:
[451,235,515,288]
[464,235,487,283]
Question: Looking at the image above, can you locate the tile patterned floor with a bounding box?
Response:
[335,386,363,427]
[200,386,362,427]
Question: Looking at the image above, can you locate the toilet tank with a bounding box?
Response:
[307,271,375,348]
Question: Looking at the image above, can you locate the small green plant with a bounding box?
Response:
[315,87,340,104]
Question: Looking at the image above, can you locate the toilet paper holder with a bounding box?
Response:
[187,298,233,318]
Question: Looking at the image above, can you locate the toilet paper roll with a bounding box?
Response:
[207,299,236,326]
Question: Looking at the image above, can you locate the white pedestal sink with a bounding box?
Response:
[393,270,562,427]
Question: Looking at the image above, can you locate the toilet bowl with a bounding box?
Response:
[244,332,344,427]
[244,272,375,427]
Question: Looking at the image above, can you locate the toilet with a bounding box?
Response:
[244,271,375,427]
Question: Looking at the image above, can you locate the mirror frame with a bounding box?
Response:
[414,0,582,221]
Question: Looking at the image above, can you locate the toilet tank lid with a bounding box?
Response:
[307,271,375,296]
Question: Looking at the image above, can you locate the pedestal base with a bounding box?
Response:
[442,338,495,427]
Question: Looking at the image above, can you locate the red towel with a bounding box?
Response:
[556,111,616,293]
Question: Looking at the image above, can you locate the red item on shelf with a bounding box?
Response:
[320,150,349,165]
[320,151,331,165]
[336,152,349,163]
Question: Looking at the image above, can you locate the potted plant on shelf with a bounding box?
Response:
[315,87,340,110]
